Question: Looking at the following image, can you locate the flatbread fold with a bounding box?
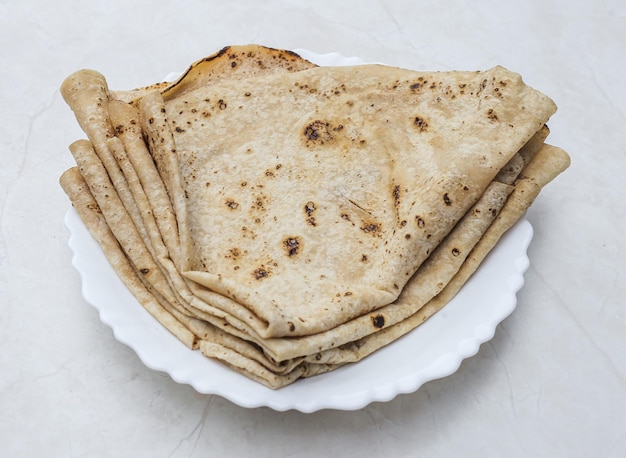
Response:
[159,63,557,337]
[59,45,570,389]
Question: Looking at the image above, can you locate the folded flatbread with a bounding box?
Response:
[146,63,557,337]
[60,45,570,389]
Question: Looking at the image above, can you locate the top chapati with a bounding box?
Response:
[153,62,556,337]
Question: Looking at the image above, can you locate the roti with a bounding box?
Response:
[59,45,570,388]
[152,63,557,337]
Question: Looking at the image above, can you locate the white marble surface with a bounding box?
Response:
[1,0,625,456]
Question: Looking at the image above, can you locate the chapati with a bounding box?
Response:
[59,45,570,388]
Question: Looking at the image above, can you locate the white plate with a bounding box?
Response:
[64,50,534,412]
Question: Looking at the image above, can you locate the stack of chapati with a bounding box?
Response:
[59,45,570,388]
